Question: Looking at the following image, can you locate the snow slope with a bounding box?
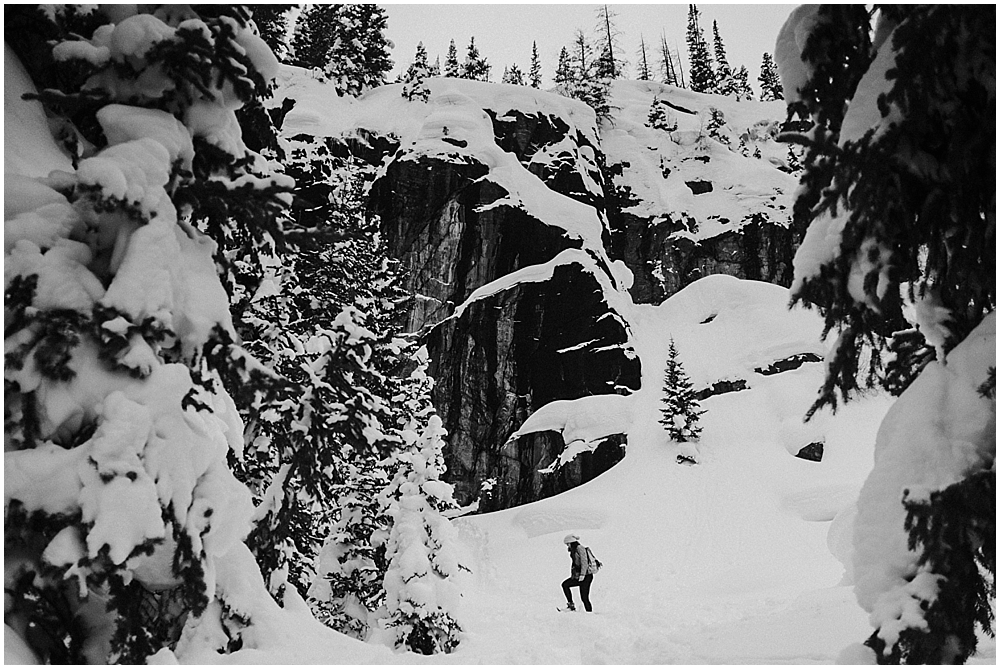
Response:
[176,275,990,665]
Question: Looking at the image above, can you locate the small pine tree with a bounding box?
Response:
[529,41,542,87]
[711,20,737,96]
[553,46,573,87]
[595,4,625,80]
[685,4,716,93]
[646,96,677,131]
[403,59,432,102]
[502,63,525,85]
[462,36,490,81]
[380,415,463,655]
[733,65,755,101]
[758,52,783,101]
[406,41,430,80]
[430,55,441,77]
[659,339,704,442]
[444,39,460,77]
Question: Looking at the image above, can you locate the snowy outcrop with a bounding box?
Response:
[268,70,804,510]
[603,81,799,304]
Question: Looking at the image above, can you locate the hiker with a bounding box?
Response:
[561,533,600,612]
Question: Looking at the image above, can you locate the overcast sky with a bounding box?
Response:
[381,4,795,91]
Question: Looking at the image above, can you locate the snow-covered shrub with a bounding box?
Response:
[4,5,290,663]
[378,415,463,654]
[646,96,678,132]
[659,338,704,443]
[777,5,994,663]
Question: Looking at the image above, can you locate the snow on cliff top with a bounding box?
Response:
[604,80,797,240]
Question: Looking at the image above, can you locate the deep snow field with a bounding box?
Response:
[177,277,995,665]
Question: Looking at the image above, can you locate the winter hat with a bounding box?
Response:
[563,533,580,544]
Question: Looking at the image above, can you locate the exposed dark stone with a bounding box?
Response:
[609,212,799,305]
[676,454,699,466]
[483,432,627,510]
[662,99,697,115]
[796,441,825,462]
[685,179,714,195]
[425,262,640,509]
[695,378,748,401]
[368,110,641,511]
[755,353,823,376]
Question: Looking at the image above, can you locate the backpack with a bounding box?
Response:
[585,547,603,573]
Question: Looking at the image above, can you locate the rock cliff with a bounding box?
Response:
[270,72,800,511]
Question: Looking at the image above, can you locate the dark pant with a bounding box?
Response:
[561,574,593,611]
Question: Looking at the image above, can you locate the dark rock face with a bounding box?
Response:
[796,441,825,462]
[369,109,640,511]
[610,211,800,305]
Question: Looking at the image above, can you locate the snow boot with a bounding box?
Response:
[559,603,576,612]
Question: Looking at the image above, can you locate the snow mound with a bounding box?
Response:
[647,274,826,390]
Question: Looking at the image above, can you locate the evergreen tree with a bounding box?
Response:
[249,4,294,61]
[403,58,432,102]
[595,4,625,80]
[733,65,755,101]
[529,41,542,87]
[563,30,613,123]
[659,339,704,442]
[637,35,653,81]
[444,39,460,77]
[502,63,526,86]
[380,415,463,654]
[553,46,574,87]
[430,55,441,77]
[778,5,994,663]
[646,96,678,132]
[4,5,290,663]
[405,41,430,81]
[462,36,490,81]
[711,20,737,97]
[758,52,783,101]
[685,4,716,93]
[291,4,392,96]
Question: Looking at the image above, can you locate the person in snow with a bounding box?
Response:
[561,534,597,612]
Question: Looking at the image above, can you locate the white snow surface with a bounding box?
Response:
[110,275,996,665]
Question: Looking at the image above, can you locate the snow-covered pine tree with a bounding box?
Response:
[403,57,433,102]
[236,133,412,606]
[430,56,442,77]
[308,344,436,640]
[776,5,994,663]
[406,41,430,80]
[444,39,460,77]
[291,4,392,96]
[711,20,737,97]
[529,41,542,88]
[4,5,291,663]
[248,4,293,61]
[659,339,704,442]
[637,35,653,81]
[502,64,525,86]
[685,4,716,93]
[646,96,677,132]
[462,36,490,81]
[379,414,463,655]
[758,52,783,101]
